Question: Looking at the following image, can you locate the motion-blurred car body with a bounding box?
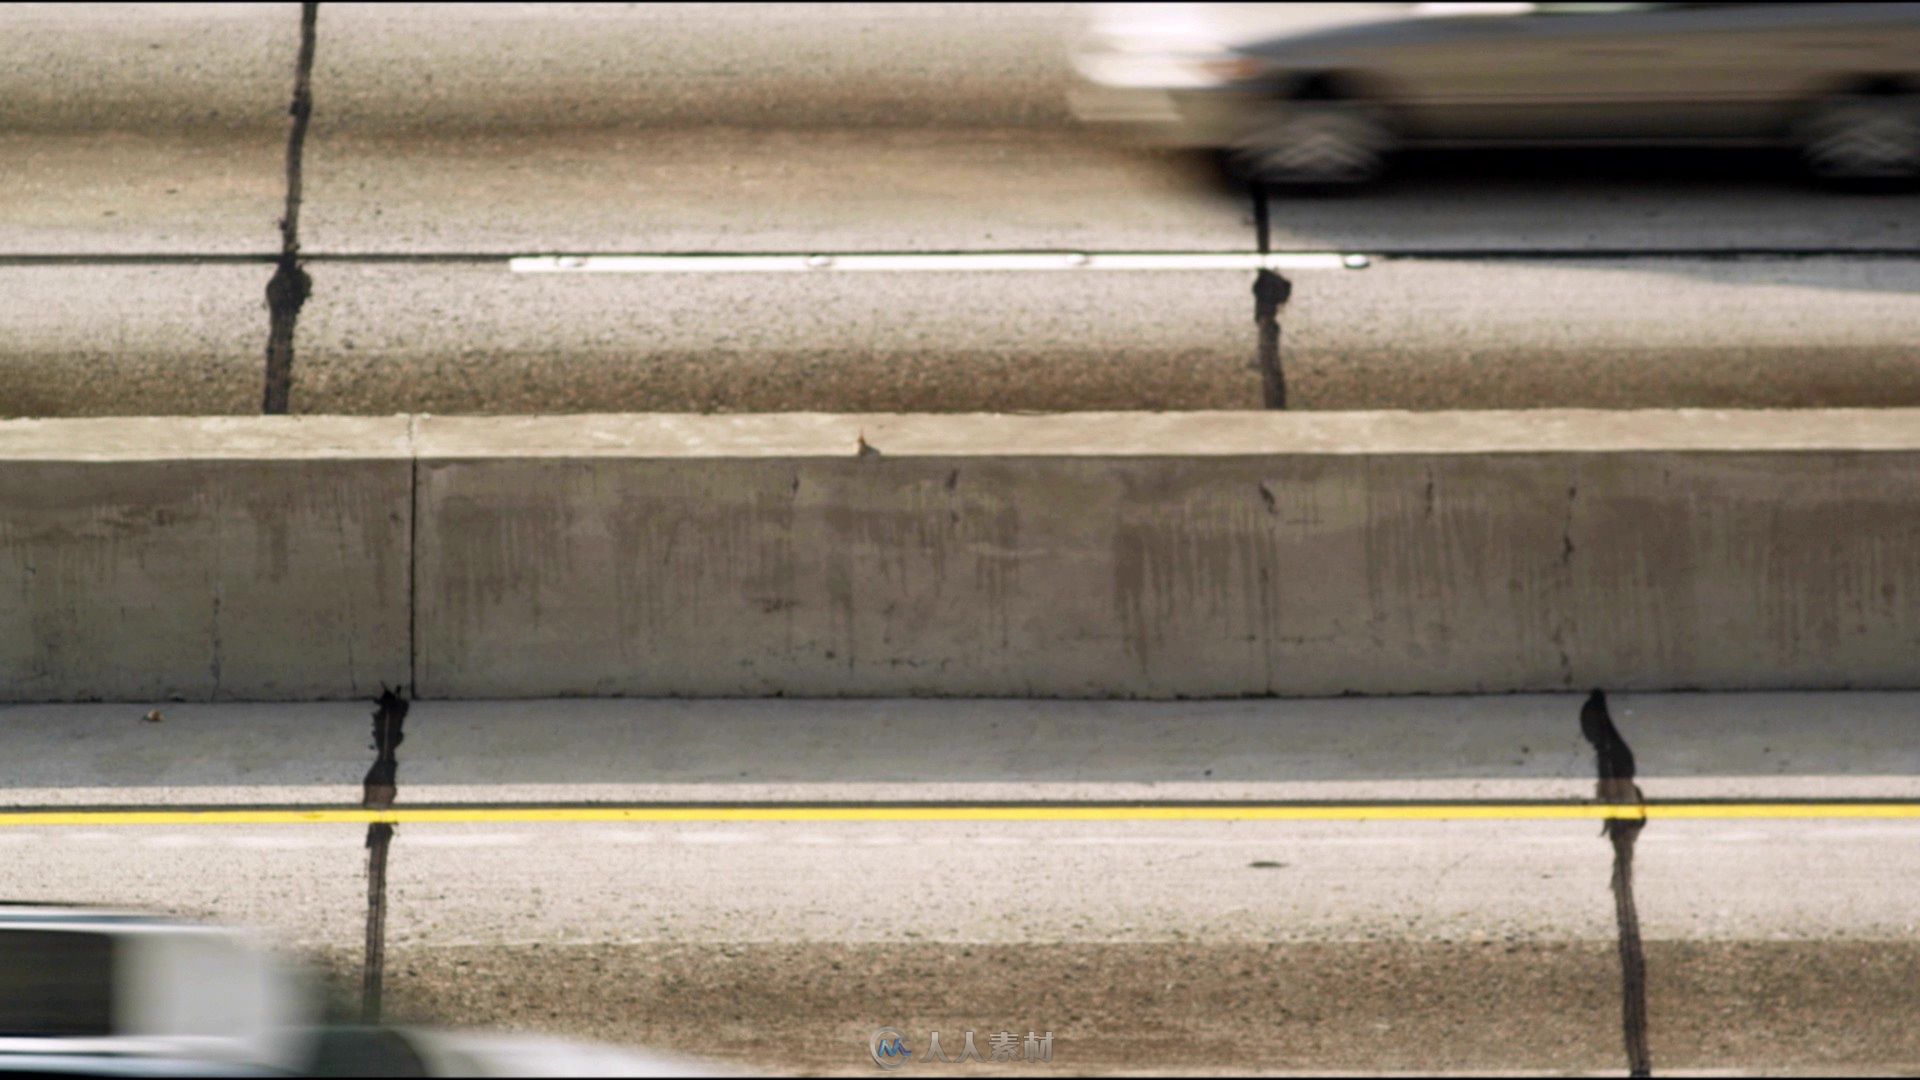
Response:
[0,906,309,1072]
[1073,2,1920,183]
[300,1026,740,1078]
[1,907,737,1077]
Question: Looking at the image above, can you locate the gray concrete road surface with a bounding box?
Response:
[0,3,1081,134]
[7,694,1920,1072]
[7,257,1917,415]
[4,4,1918,416]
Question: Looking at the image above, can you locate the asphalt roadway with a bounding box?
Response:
[8,693,1920,1074]
[3,3,1918,416]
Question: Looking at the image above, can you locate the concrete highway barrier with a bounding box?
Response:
[413,410,1920,698]
[5,410,1916,701]
[0,416,410,701]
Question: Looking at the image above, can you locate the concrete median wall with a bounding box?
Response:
[414,411,1920,698]
[5,411,1918,701]
[0,417,411,701]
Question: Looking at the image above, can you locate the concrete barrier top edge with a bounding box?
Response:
[348,408,1920,459]
[0,414,414,461]
[4,410,1919,461]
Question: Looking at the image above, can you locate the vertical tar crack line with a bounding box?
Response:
[407,420,420,698]
[1249,183,1290,409]
[1582,689,1652,1077]
[262,1,318,415]
[361,685,406,1024]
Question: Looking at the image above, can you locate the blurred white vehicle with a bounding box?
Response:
[1,906,743,1077]
[1073,2,1920,184]
[303,1026,745,1077]
[0,906,311,1071]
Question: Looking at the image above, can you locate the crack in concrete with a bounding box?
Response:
[1253,270,1291,410]
[1581,689,1652,1078]
[361,685,406,1024]
[261,2,318,416]
[408,418,420,699]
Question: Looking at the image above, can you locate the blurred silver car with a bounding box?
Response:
[1,907,739,1078]
[1073,2,1920,184]
[0,906,310,1071]
[299,1026,743,1078]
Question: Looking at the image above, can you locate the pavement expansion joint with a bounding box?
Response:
[1582,689,1652,1078]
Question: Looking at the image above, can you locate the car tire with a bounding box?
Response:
[1226,101,1393,187]
[1798,94,1920,185]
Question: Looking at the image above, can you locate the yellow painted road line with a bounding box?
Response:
[2,803,1919,827]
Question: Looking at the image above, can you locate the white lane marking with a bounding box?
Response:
[509,252,1368,274]
[224,833,349,851]
[399,831,532,849]
[671,830,763,845]
[582,828,662,844]
[144,834,215,849]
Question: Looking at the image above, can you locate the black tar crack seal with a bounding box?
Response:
[1582,689,1652,1078]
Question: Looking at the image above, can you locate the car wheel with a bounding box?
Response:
[1798,94,1920,184]
[1227,102,1393,186]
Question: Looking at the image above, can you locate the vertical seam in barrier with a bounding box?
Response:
[262,1,318,414]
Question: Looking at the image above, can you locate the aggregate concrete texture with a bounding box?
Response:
[310,2,1082,133]
[280,258,1920,417]
[0,5,291,256]
[1,132,286,255]
[0,265,272,418]
[7,259,1918,418]
[1285,257,1920,410]
[301,128,1254,255]
[289,264,1261,415]
[0,3,1081,136]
